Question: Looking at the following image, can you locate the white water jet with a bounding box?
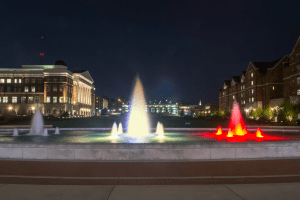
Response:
[118,122,123,135]
[127,75,149,137]
[55,127,60,135]
[29,110,44,135]
[43,128,48,136]
[13,128,18,136]
[156,122,165,139]
[111,122,118,138]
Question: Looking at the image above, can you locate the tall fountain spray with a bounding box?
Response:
[29,110,44,135]
[127,74,149,137]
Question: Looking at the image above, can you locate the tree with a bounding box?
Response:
[250,108,263,119]
[262,104,275,120]
[278,101,299,123]
[250,110,257,118]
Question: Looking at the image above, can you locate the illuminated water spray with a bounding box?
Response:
[127,75,149,137]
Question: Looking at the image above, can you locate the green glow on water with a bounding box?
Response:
[0,131,212,144]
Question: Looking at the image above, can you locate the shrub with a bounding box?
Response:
[278,101,299,124]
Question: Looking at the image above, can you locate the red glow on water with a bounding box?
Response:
[195,100,294,142]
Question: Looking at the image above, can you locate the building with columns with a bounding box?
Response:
[0,61,96,117]
[72,70,95,116]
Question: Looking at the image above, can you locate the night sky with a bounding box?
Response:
[1,0,300,104]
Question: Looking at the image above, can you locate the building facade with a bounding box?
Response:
[72,70,95,116]
[0,64,95,117]
[95,96,108,115]
[219,36,300,116]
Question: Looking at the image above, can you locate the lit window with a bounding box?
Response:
[252,97,254,102]
[0,79,5,83]
[252,89,254,94]
[53,97,57,103]
[14,79,17,83]
[251,81,253,85]
[53,85,57,92]
[232,95,235,99]
[243,85,245,89]
[7,79,11,83]
[249,98,251,102]
[3,97,8,103]
[59,85,64,92]
[240,86,242,90]
[297,89,300,95]
[46,97,51,103]
[12,97,17,103]
[0,97,1,103]
[31,86,35,92]
[272,86,275,90]
[19,79,22,83]
[251,72,253,77]
[59,97,64,103]
[28,97,33,103]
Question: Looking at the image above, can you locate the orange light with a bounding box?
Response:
[216,126,222,135]
[255,128,264,138]
[227,128,233,137]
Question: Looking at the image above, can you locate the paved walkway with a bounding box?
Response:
[1,183,300,200]
[1,159,300,199]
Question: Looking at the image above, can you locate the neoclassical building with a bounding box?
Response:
[72,70,95,116]
[0,61,95,117]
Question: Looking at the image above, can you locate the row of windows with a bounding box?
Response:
[46,96,72,104]
[45,77,72,83]
[0,96,40,103]
[46,85,72,93]
[0,86,43,92]
[0,78,44,84]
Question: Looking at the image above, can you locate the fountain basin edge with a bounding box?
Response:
[1,141,300,161]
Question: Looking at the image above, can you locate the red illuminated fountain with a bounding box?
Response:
[200,100,291,142]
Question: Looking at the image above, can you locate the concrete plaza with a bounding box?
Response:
[1,183,300,200]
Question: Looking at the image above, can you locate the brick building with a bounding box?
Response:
[219,36,300,116]
[0,63,95,117]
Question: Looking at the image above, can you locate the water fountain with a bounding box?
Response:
[29,110,44,135]
[127,75,149,138]
[1,75,299,162]
[43,128,48,136]
[118,122,123,135]
[200,100,288,142]
[54,127,60,135]
[156,122,165,139]
[13,128,18,136]
[110,122,118,139]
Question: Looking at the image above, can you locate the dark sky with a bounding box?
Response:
[1,0,300,104]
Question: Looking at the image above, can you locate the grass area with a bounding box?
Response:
[0,114,299,128]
